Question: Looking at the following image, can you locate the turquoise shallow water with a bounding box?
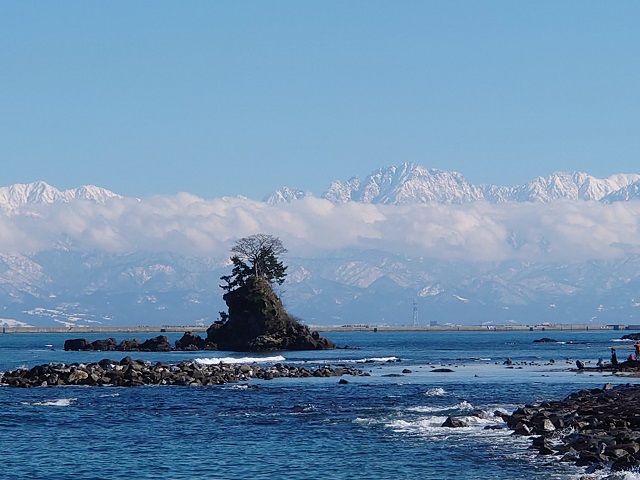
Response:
[1,329,639,479]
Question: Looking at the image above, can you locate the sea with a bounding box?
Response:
[1,328,640,480]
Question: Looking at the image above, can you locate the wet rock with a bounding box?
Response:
[507,384,640,471]
[63,338,92,351]
[138,335,172,352]
[0,358,363,388]
[442,416,468,428]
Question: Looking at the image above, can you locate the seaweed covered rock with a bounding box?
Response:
[206,276,334,352]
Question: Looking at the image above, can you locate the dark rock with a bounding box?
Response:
[206,276,335,352]
[508,384,640,470]
[430,368,454,373]
[533,337,558,343]
[0,357,363,388]
[175,331,207,350]
[63,338,92,351]
[138,335,171,352]
[442,416,468,428]
[91,338,117,351]
[621,333,640,341]
[117,339,141,351]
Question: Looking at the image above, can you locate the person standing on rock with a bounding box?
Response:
[611,348,618,366]
[635,342,640,360]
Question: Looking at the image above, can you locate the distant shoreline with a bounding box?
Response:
[0,323,629,334]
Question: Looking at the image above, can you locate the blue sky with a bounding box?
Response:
[1,2,639,200]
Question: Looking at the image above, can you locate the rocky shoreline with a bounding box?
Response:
[0,357,364,388]
[507,383,640,475]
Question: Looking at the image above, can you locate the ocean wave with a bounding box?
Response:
[25,398,76,407]
[194,355,286,365]
[386,413,505,436]
[354,357,400,363]
[424,387,446,396]
[406,400,474,414]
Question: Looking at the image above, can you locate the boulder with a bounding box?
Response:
[91,338,117,351]
[64,338,92,351]
[442,416,468,428]
[139,335,172,352]
[175,332,206,350]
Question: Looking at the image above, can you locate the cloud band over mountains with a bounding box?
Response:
[2,194,639,262]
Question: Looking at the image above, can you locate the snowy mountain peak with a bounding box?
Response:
[601,180,640,203]
[0,181,123,214]
[321,162,484,205]
[511,171,640,202]
[267,163,640,205]
[263,187,312,205]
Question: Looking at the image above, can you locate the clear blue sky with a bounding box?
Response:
[1,1,639,199]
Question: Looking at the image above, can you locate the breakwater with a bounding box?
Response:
[1,357,363,388]
[0,323,624,334]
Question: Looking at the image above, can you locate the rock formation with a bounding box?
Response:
[206,276,335,351]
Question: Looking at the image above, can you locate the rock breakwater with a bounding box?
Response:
[1,357,363,388]
[508,383,640,473]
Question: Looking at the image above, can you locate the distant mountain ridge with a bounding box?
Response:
[3,164,640,212]
[0,181,123,214]
[265,163,640,205]
[2,165,640,327]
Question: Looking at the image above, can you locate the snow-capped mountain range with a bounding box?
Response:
[2,163,640,328]
[264,163,640,204]
[0,181,123,214]
[2,164,640,214]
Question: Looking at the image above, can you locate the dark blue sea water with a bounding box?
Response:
[1,329,639,480]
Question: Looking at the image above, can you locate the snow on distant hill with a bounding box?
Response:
[0,181,122,214]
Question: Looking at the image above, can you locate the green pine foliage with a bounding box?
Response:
[220,234,288,292]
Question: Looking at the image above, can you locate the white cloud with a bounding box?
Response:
[2,195,640,262]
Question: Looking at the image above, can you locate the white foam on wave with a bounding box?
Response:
[595,472,640,480]
[406,400,474,414]
[424,387,447,396]
[194,355,286,365]
[27,398,76,407]
[223,384,253,390]
[387,416,449,433]
[386,413,506,437]
[354,357,400,363]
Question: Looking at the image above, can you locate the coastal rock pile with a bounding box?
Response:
[508,384,640,472]
[1,357,363,388]
[64,334,212,352]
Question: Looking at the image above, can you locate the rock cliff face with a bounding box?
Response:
[206,276,335,352]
